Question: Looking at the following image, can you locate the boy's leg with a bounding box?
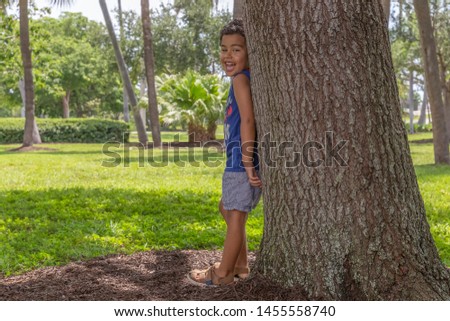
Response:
[215,208,248,278]
[219,200,249,271]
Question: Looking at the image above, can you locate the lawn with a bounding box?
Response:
[0,131,448,276]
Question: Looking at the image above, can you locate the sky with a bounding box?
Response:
[31,0,233,22]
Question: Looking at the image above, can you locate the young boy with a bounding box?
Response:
[187,19,262,286]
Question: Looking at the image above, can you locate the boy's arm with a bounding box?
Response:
[233,73,262,188]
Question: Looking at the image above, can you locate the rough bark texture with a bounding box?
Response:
[244,0,450,300]
[19,0,41,147]
[141,0,162,147]
[381,0,391,24]
[413,0,449,163]
[99,0,147,145]
[233,0,244,19]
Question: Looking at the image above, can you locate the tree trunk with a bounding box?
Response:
[418,84,428,126]
[118,0,130,123]
[444,80,450,139]
[123,87,130,122]
[408,70,415,134]
[62,90,70,118]
[99,0,147,145]
[141,0,162,147]
[244,0,450,300]
[19,0,41,147]
[437,53,450,140]
[381,0,391,24]
[233,0,244,19]
[413,0,449,163]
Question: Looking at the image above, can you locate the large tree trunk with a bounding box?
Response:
[413,0,449,163]
[141,0,162,148]
[118,0,130,123]
[19,0,41,147]
[244,0,450,300]
[233,0,244,19]
[99,0,147,145]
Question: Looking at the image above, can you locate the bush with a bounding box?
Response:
[0,118,130,144]
[404,122,433,133]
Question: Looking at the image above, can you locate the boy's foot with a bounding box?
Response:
[187,265,234,287]
[212,262,250,279]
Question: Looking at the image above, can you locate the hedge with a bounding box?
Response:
[0,118,130,144]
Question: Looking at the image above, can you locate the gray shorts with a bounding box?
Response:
[222,171,262,213]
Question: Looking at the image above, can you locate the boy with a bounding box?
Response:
[187,19,262,286]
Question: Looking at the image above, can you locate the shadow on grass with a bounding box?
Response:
[0,187,235,277]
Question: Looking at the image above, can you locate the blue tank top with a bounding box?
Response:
[224,69,259,172]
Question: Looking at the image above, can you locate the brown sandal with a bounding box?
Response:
[187,264,234,287]
[234,266,250,279]
[212,262,250,279]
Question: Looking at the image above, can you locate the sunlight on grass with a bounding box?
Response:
[0,130,448,275]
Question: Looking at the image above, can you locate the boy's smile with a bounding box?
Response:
[220,34,249,77]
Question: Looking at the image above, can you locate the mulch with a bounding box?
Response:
[0,250,307,301]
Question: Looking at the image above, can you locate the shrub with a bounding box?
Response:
[404,122,433,133]
[0,118,129,144]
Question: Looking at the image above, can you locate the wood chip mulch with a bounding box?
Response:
[0,250,307,301]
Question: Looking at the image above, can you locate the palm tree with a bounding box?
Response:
[99,0,148,145]
[1,0,74,148]
[141,0,161,148]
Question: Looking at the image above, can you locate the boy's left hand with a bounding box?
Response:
[245,167,263,188]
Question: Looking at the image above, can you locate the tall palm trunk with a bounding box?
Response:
[413,0,449,164]
[19,0,41,147]
[141,0,161,147]
[408,70,415,134]
[117,0,130,122]
[99,0,147,145]
[418,83,428,126]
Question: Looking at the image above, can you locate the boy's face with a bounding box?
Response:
[220,34,248,76]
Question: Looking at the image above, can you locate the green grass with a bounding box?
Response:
[0,131,448,276]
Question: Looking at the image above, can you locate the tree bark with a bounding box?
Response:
[19,0,41,147]
[413,0,449,163]
[233,0,244,19]
[381,0,391,25]
[244,0,450,300]
[141,0,162,147]
[99,0,147,145]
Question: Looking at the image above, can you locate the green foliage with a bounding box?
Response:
[157,71,228,138]
[0,11,123,118]
[0,118,129,143]
[151,1,231,74]
[404,122,433,133]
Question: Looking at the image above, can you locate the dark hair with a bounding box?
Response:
[220,19,245,44]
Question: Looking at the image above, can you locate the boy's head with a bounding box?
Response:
[220,19,249,76]
[220,19,245,44]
